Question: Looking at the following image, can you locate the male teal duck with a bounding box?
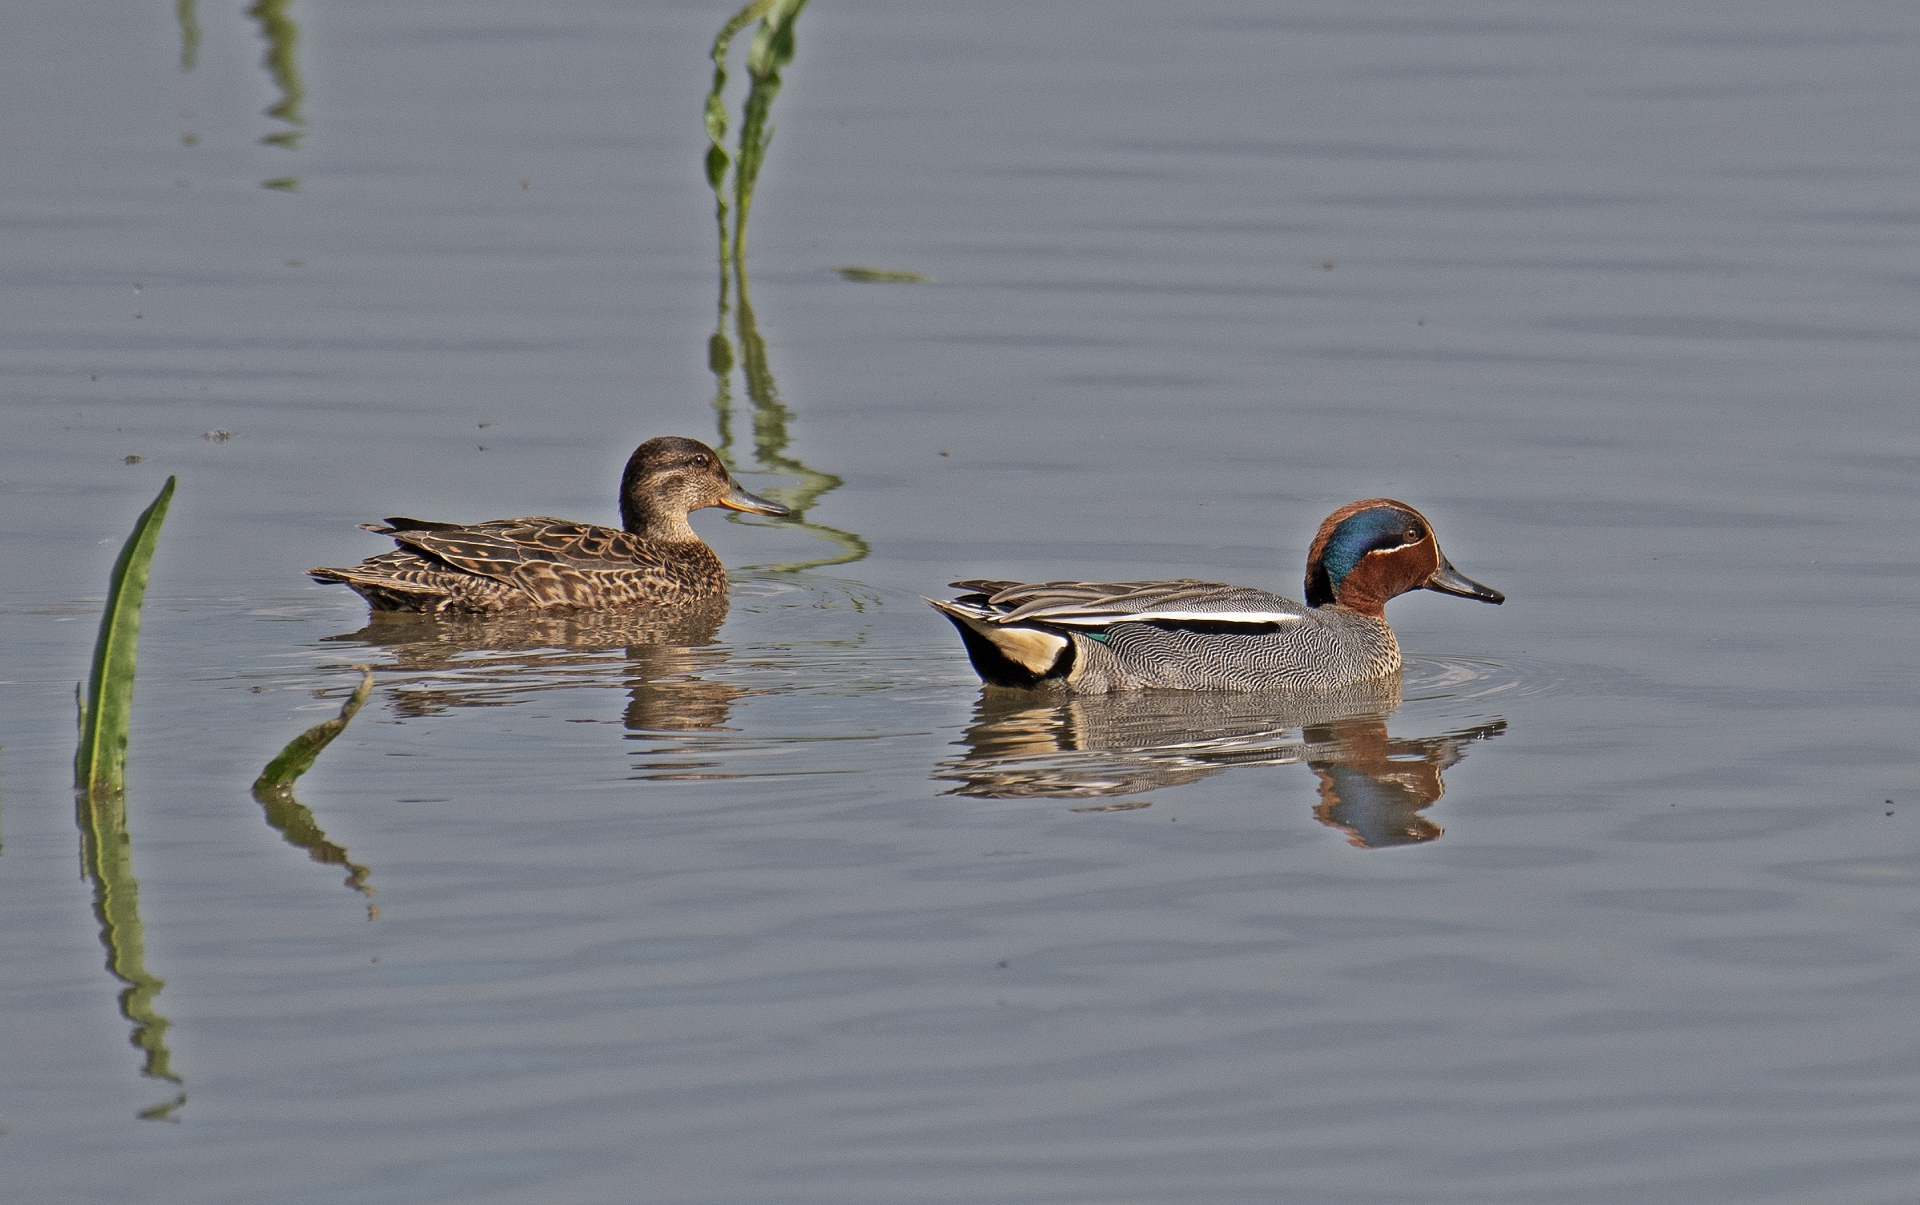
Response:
[310,436,789,613]
[929,498,1503,693]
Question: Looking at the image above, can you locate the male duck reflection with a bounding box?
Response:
[930,499,1503,692]
[311,437,789,613]
[939,685,1508,848]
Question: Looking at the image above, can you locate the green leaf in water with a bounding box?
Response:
[253,667,374,800]
[72,477,182,1112]
[252,668,378,904]
[834,266,930,283]
[76,477,175,797]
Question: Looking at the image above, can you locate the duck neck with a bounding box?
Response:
[1323,550,1416,619]
[620,497,699,544]
[1328,589,1388,619]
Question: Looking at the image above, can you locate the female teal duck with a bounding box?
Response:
[929,498,1503,693]
[310,436,788,613]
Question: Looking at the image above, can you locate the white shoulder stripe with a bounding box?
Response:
[1022,609,1304,627]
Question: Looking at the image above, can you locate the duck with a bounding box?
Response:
[928,498,1503,693]
[310,436,789,613]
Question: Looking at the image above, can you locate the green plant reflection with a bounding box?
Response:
[176,0,201,72]
[247,0,305,150]
[252,669,378,912]
[938,679,1508,849]
[76,788,186,1120]
[704,0,866,572]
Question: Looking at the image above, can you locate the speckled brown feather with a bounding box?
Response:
[311,518,725,613]
[310,436,789,614]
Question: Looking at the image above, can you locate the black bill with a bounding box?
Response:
[716,480,792,517]
[1424,553,1504,604]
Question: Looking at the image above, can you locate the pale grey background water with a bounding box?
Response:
[2,1,1917,1201]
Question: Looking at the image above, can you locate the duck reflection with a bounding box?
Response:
[1302,713,1505,847]
[938,678,1505,848]
[326,598,740,732]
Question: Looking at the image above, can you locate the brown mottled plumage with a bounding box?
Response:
[310,437,789,613]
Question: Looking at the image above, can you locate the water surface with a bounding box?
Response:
[2,1,1917,1201]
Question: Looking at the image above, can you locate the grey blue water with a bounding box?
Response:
[3,1,1917,1201]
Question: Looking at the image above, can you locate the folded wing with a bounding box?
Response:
[315,517,696,611]
[946,578,1308,630]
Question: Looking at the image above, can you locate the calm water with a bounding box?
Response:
[4,1,1918,1201]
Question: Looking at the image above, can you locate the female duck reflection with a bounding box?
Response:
[329,600,742,735]
[936,680,1505,848]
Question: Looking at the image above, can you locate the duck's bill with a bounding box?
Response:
[1424,555,1504,604]
[717,480,792,517]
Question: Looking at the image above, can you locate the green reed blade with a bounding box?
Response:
[252,667,375,800]
[705,0,780,277]
[732,0,810,268]
[76,477,176,797]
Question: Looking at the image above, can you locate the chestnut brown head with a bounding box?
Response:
[1303,499,1503,617]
